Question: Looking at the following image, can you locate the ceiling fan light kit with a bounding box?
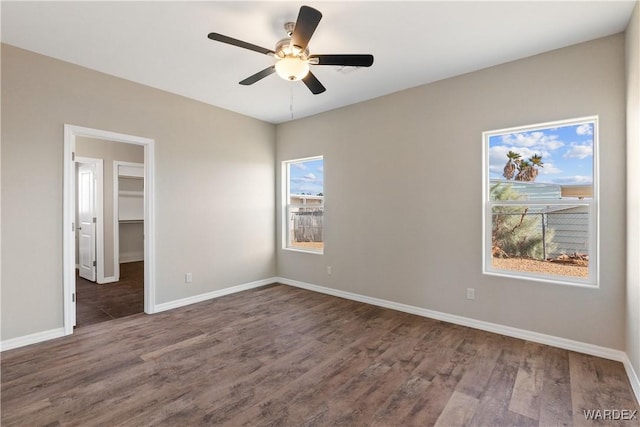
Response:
[274,35,310,81]
[207,5,374,95]
[275,56,310,81]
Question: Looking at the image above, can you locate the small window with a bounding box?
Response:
[283,156,324,253]
[483,117,597,286]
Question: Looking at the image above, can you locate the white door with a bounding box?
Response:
[78,163,97,282]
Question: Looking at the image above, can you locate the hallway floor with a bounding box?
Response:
[75,261,144,328]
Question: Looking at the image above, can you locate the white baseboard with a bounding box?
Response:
[277,276,640,404]
[153,277,276,313]
[1,327,66,352]
[98,276,118,284]
[119,253,144,263]
[623,356,640,404]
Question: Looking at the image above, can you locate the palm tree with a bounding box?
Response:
[515,159,532,181]
[503,151,521,180]
[530,154,544,166]
[528,153,544,181]
[509,154,544,182]
[516,154,544,181]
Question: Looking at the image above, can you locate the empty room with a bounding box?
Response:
[2,1,640,425]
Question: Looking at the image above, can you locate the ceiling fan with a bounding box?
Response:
[207,5,374,95]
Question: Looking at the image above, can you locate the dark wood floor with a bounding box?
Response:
[2,284,638,426]
[76,261,144,328]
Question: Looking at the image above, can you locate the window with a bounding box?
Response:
[284,156,324,253]
[483,117,597,286]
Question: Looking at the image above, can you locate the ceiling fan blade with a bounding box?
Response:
[291,6,322,52]
[310,54,374,67]
[302,71,326,95]
[239,66,276,85]
[208,33,274,56]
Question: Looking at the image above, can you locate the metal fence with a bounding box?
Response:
[287,205,587,261]
[492,208,589,260]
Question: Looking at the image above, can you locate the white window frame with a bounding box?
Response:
[482,116,599,287]
[282,156,324,254]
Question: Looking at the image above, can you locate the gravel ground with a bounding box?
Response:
[492,258,588,278]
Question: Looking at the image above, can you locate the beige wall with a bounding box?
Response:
[277,35,627,350]
[119,222,144,263]
[627,2,640,378]
[1,44,276,340]
[76,137,144,278]
[0,32,632,353]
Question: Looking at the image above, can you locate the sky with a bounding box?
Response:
[488,121,594,185]
[289,158,324,195]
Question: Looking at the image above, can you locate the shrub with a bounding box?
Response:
[491,183,556,259]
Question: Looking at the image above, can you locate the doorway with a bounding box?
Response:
[63,125,156,335]
[74,143,144,327]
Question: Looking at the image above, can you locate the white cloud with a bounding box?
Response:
[576,123,593,136]
[538,162,562,175]
[290,173,323,194]
[488,145,512,176]
[545,140,565,150]
[291,162,307,170]
[563,143,593,159]
[489,164,504,175]
[501,131,564,151]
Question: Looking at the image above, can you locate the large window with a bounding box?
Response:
[284,156,324,253]
[483,117,598,286]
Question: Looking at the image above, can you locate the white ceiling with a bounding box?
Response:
[1,1,636,124]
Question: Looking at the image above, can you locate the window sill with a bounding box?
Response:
[483,269,598,289]
[283,247,324,255]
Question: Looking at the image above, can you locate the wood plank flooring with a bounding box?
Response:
[75,262,144,328]
[2,284,638,426]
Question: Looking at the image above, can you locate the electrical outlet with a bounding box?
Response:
[185,273,193,283]
[327,266,332,275]
[466,288,475,300]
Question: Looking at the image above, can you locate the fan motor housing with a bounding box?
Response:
[275,37,309,59]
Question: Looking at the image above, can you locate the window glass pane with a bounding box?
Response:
[288,205,324,251]
[488,122,594,201]
[485,118,596,285]
[287,157,324,252]
[491,204,589,280]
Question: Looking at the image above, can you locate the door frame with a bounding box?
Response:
[63,125,156,335]
[75,156,105,284]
